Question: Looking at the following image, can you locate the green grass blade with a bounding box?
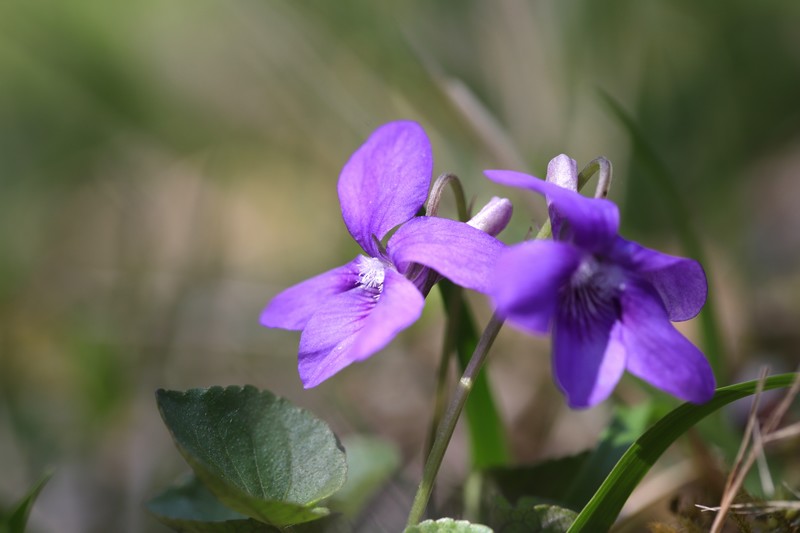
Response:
[4,470,53,533]
[567,373,799,532]
[439,280,510,468]
[600,92,725,382]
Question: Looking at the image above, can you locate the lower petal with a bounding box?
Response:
[552,306,626,409]
[491,240,582,334]
[297,269,424,388]
[621,281,715,403]
[260,260,360,330]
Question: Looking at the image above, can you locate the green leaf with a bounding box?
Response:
[146,475,275,533]
[439,281,510,468]
[329,435,400,518]
[481,403,652,514]
[156,386,347,527]
[561,402,653,508]
[482,453,590,512]
[568,373,799,532]
[147,476,352,533]
[404,518,494,533]
[1,470,52,533]
[488,498,576,533]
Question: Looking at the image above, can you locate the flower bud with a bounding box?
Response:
[467,196,513,237]
[546,154,578,191]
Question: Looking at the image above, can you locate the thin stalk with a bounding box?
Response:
[407,313,505,526]
[424,285,463,463]
[407,223,552,527]
[427,173,469,221]
[576,157,612,199]
[423,172,471,465]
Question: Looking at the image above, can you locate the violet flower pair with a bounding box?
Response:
[261,121,716,408]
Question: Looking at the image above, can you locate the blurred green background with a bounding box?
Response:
[1,1,799,531]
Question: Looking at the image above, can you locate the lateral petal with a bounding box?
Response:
[260,259,360,331]
[491,240,582,334]
[484,169,619,252]
[387,216,506,294]
[297,269,424,388]
[621,280,715,404]
[610,237,707,321]
[338,121,432,256]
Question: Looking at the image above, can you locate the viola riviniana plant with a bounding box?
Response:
[261,121,509,388]
[485,155,715,408]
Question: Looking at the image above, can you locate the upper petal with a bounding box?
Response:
[387,216,506,294]
[610,237,708,321]
[484,169,620,252]
[338,121,433,256]
[552,304,626,409]
[297,268,424,388]
[621,280,715,404]
[260,260,360,330]
[491,240,583,334]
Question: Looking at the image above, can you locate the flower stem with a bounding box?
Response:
[427,173,469,221]
[407,222,553,526]
[407,312,505,526]
[424,284,463,465]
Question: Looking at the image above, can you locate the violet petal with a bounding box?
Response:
[338,121,432,256]
[297,268,424,388]
[553,308,627,409]
[387,216,506,294]
[621,280,716,404]
[484,169,619,252]
[260,260,360,330]
[611,237,708,321]
[491,240,583,334]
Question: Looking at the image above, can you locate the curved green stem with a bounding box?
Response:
[427,173,469,221]
[407,222,553,526]
[423,173,471,467]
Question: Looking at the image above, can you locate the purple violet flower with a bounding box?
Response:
[485,155,716,408]
[261,121,507,388]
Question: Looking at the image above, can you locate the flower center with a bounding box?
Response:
[571,256,600,287]
[563,256,626,321]
[357,256,386,292]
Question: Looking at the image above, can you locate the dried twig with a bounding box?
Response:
[709,369,800,532]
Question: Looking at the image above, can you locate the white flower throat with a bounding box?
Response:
[357,256,386,291]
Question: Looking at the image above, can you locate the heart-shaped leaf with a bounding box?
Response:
[156,386,347,527]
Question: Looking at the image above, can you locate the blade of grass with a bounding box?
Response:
[567,373,799,532]
[4,470,53,533]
